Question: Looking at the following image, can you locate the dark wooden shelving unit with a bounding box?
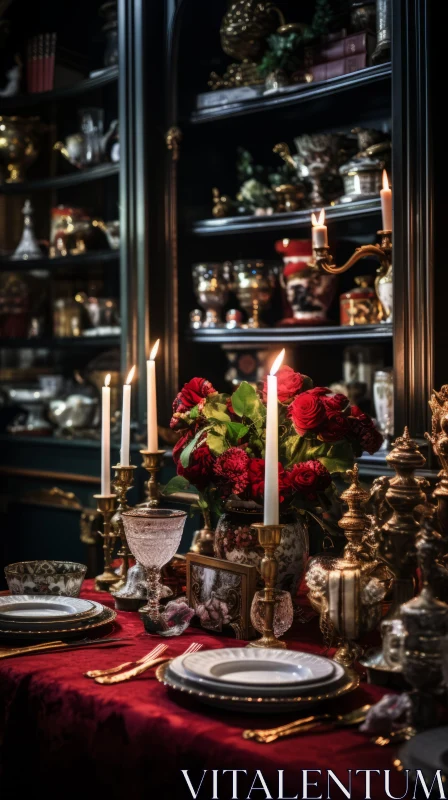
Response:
[191,198,382,237]
[189,323,393,346]
[0,250,119,271]
[189,63,391,124]
[0,163,119,195]
[0,66,118,110]
[0,336,120,349]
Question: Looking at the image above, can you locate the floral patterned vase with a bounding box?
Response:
[214,504,309,599]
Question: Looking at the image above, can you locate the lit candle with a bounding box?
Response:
[380,169,392,232]
[120,365,135,466]
[264,349,285,525]
[101,374,111,495]
[311,209,328,248]
[147,339,160,452]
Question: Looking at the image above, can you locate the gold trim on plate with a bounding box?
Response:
[0,608,117,640]
[155,661,359,706]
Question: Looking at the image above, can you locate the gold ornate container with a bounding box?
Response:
[0,116,41,183]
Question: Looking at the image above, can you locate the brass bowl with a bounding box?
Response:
[0,116,41,183]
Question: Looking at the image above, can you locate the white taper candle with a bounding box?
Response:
[101,374,111,495]
[147,339,160,452]
[264,349,285,525]
[120,365,135,466]
[380,170,392,231]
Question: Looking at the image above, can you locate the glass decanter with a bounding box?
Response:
[122,509,187,623]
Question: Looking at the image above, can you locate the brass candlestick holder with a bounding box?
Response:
[111,464,137,592]
[94,493,118,592]
[313,230,392,322]
[247,523,287,650]
[379,427,426,613]
[139,450,166,507]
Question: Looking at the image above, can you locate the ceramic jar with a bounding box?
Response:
[214,503,309,598]
[276,238,337,325]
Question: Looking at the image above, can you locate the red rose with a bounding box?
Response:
[309,387,331,397]
[170,377,217,429]
[263,366,305,404]
[248,458,289,504]
[213,448,250,496]
[321,393,350,413]
[287,460,331,500]
[347,406,383,455]
[319,411,350,443]
[289,390,327,435]
[177,442,215,491]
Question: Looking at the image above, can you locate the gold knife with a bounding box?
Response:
[243,704,371,744]
[0,638,127,660]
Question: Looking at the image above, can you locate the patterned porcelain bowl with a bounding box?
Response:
[5,560,87,597]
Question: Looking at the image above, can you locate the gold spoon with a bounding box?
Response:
[243,704,371,744]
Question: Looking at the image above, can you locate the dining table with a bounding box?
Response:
[0,580,407,800]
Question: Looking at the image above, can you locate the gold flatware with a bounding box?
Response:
[84,642,167,678]
[94,641,203,685]
[243,704,372,744]
[372,727,416,746]
[0,637,128,660]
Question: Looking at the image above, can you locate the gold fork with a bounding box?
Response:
[94,641,203,685]
[243,705,371,744]
[84,642,168,679]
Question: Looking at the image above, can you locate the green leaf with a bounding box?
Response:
[162,476,191,495]
[207,431,228,456]
[190,405,199,420]
[225,421,249,445]
[179,427,206,468]
[318,439,354,474]
[232,381,266,429]
[202,398,231,424]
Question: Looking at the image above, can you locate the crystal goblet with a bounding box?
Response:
[122,509,187,623]
[250,589,293,639]
[192,262,229,328]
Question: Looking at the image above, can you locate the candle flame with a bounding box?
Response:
[270,349,285,377]
[311,209,325,226]
[149,339,160,361]
[382,169,390,191]
[126,365,136,385]
[104,374,111,387]
[282,238,290,248]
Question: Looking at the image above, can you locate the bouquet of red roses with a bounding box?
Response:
[165,366,382,514]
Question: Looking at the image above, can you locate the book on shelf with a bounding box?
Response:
[309,53,369,82]
[305,31,375,83]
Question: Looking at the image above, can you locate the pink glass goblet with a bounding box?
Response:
[122,508,187,623]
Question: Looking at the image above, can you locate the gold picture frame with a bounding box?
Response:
[186,553,257,640]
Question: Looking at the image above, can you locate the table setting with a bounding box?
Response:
[1,356,448,798]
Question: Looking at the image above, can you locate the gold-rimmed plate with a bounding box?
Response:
[0,599,105,630]
[156,661,359,714]
[0,607,117,642]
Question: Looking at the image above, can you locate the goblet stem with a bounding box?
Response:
[143,565,163,621]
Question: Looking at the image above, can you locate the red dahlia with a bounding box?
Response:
[213,448,250,496]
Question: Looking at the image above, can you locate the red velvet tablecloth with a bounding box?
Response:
[0,582,404,800]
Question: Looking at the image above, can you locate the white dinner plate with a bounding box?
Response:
[0,595,95,622]
[157,661,358,714]
[0,599,104,630]
[183,647,336,687]
[168,653,345,698]
[0,606,116,642]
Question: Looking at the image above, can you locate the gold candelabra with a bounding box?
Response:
[139,450,166,507]
[247,523,287,650]
[111,464,137,591]
[94,493,118,592]
[313,231,392,321]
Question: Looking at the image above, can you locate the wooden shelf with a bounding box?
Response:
[190,64,391,124]
[191,198,382,237]
[0,163,119,195]
[0,67,118,110]
[0,335,120,349]
[188,323,393,345]
[0,250,119,271]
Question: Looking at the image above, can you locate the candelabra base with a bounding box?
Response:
[333,639,363,668]
[95,569,120,593]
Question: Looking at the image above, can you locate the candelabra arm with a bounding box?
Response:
[314,242,391,276]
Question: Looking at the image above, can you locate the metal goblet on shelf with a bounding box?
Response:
[192,262,230,328]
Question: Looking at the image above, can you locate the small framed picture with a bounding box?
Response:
[186,553,257,640]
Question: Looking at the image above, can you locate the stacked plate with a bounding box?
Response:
[0,595,116,642]
[157,647,359,714]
